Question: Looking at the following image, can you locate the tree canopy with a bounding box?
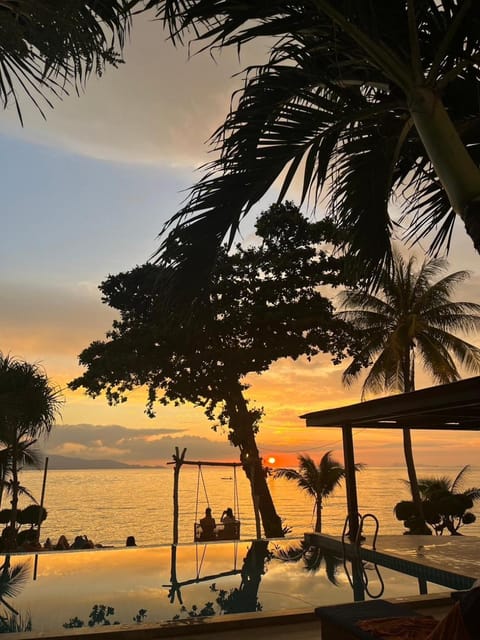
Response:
[69,202,361,537]
[338,252,480,397]
[0,353,62,548]
[149,0,480,287]
[70,202,358,427]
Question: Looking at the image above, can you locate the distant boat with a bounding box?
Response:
[221,477,232,480]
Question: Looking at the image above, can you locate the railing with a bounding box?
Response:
[341,513,384,599]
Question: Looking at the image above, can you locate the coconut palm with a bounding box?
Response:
[275,452,360,533]
[0,354,63,547]
[338,253,480,531]
[0,1,150,122]
[395,465,480,535]
[151,1,480,289]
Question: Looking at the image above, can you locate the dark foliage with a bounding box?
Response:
[149,0,480,290]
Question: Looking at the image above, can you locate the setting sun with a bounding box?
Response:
[267,457,276,465]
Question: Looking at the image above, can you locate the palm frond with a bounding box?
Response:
[0,560,30,601]
[0,0,143,121]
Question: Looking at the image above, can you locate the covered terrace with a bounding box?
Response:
[301,375,480,540]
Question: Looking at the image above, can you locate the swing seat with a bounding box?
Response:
[194,523,217,542]
[216,520,241,541]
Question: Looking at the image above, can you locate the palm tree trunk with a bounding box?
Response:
[408,87,480,252]
[224,384,283,538]
[402,352,428,533]
[8,439,19,550]
[402,428,425,519]
[315,498,322,533]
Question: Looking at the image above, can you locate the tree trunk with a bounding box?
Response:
[225,384,284,538]
[463,199,480,255]
[402,352,429,533]
[224,540,270,613]
[408,87,480,251]
[315,498,322,533]
[402,427,428,531]
[8,439,19,550]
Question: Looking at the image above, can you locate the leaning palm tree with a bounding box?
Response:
[338,253,480,531]
[151,1,480,291]
[275,452,358,533]
[0,354,63,547]
[0,1,151,122]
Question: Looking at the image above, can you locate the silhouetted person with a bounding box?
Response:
[54,535,70,550]
[71,535,94,549]
[126,535,137,547]
[199,508,216,541]
[221,507,235,524]
[220,508,239,540]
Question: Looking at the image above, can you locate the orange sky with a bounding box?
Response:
[1,14,480,470]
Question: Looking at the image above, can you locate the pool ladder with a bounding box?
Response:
[341,513,384,599]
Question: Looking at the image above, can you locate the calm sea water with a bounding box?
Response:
[18,465,480,547]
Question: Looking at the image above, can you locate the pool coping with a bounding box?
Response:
[4,608,318,640]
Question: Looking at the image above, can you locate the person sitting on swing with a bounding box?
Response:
[199,507,216,541]
[219,507,239,540]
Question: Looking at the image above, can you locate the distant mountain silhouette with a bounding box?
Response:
[46,454,162,470]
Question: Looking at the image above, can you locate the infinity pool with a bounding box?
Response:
[1,540,447,634]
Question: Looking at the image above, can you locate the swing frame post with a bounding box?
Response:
[172,447,186,545]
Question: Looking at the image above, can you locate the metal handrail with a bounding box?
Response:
[341,512,384,599]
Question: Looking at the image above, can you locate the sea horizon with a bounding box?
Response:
[15,464,480,548]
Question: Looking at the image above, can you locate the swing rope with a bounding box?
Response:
[233,466,240,522]
[194,465,210,526]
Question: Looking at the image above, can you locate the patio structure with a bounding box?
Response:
[301,375,480,540]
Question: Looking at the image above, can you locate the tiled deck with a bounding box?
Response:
[306,533,480,589]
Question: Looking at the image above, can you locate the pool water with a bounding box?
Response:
[2,540,447,634]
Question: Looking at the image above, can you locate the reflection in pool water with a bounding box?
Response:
[1,539,446,634]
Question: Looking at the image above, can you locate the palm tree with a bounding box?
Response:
[0,1,151,122]
[0,354,63,547]
[151,1,480,289]
[275,452,359,533]
[337,253,480,531]
[396,465,480,535]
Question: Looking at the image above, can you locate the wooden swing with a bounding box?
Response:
[193,463,241,542]
[170,447,242,543]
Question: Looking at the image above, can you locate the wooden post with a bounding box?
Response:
[172,447,186,545]
[33,456,49,581]
[248,459,262,539]
[342,426,359,541]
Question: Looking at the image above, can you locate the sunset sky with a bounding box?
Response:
[1,12,480,469]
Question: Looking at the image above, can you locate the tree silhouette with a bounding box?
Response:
[70,203,359,538]
[0,354,62,547]
[150,1,480,291]
[338,253,480,532]
[275,452,362,533]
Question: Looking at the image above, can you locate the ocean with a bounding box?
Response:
[17,465,480,547]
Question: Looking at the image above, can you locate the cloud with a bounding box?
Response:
[0,14,267,169]
[43,424,237,465]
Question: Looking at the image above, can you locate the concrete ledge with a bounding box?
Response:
[9,608,317,640]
